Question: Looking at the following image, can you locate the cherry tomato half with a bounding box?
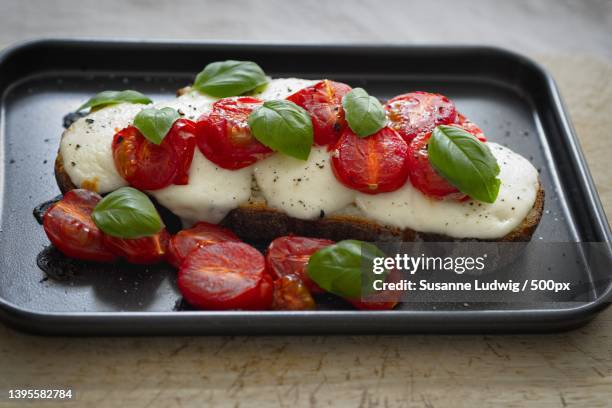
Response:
[287,80,352,146]
[385,91,456,143]
[167,221,241,267]
[406,132,466,200]
[452,112,487,142]
[112,119,197,190]
[331,127,410,194]
[348,269,400,310]
[349,299,399,310]
[43,189,117,262]
[196,97,272,169]
[102,229,170,264]
[178,242,273,310]
[266,235,335,294]
[272,275,316,310]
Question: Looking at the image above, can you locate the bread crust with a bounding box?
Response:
[54,151,544,242]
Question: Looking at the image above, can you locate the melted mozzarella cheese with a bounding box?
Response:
[354,143,539,239]
[60,103,143,193]
[153,90,218,121]
[253,78,319,100]
[149,150,253,224]
[254,146,356,219]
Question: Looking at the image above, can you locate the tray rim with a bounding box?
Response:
[0,38,610,335]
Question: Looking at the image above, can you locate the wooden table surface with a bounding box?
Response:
[0,1,610,406]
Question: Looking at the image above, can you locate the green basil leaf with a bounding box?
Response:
[133,107,180,145]
[193,60,268,97]
[342,88,386,137]
[307,240,386,299]
[428,125,501,203]
[77,90,152,111]
[92,187,163,239]
[248,100,313,160]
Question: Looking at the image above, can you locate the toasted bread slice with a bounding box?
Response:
[54,152,544,242]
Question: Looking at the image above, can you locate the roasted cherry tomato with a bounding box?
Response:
[102,229,170,264]
[112,119,197,190]
[349,299,398,310]
[266,236,334,294]
[167,221,241,267]
[272,275,316,310]
[385,91,456,142]
[348,269,400,310]
[43,189,117,262]
[287,80,352,146]
[331,127,410,194]
[178,242,273,310]
[452,112,487,142]
[406,132,466,200]
[196,97,272,169]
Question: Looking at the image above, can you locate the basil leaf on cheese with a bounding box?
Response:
[193,60,268,97]
[92,187,163,239]
[342,88,386,137]
[428,125,501,203]
[307,240,386,299]
[248,100,313,160]
[77,90,152,111]
[133,107,180,145]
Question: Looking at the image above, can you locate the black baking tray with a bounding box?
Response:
[0,39,610,335]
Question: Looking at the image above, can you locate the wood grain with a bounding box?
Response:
[0,0,610,406]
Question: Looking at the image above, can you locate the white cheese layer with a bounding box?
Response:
[354,143,539,239]
[153,90,218,121]
[254,146,356,219]
[253,78,319,101]
[60,103,143,193]
[149,150,253,225]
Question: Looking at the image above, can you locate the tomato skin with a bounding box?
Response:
[406,132,466,200]
[43,189,117,262]
[348,269,401,310]
[272,275,316,310]
[102,229,170,264]
[178,242,273,310]
[167,222,241,267]
[112,119,196,190]
[266,236,335,294]
[331,127,410,194]
[287,80,352,146]
[385,91,456,143]
[349,299,398,310]
[452,112,487,142]
[196,97,272,170]
[168,119,198,184]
